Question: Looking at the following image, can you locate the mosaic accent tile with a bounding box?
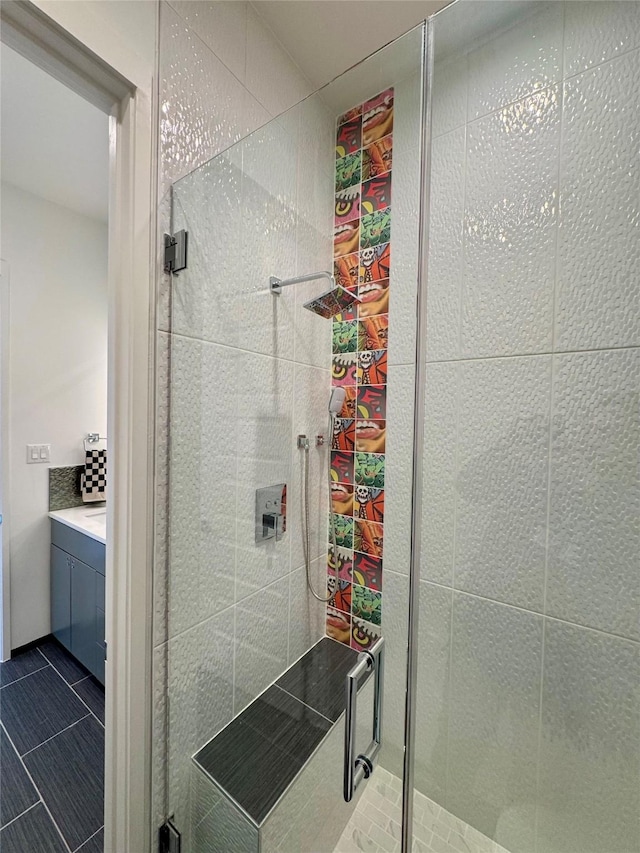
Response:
[357,385,387,420]
[359,314,389,350]
[330,482,354,517]
[355,452,385,489]
[362,89,394,143]
[334,253,360,291]
[331,451,354,485]
[355,419,386,454]
[49,466,84,511]
[329,87,393,645]
[351,617,381,652]
[362,174,392,214]
[331,418,355,452]
[352,584,382,626]
[334,221,360,258]
[331,353,357,387]
[335,186,361,224]
[353,552,383,592]
[326,606,351,646]
[340,386,357,419]
[359,242,391,283]
[336,117,362,157]
[335,152,362,191]
[328,577,352,614]
[357,350,388,385]
[332,319,358,353]
[354,487,385,523]
[363,135,393,180]
[330,514,354,550]
[328,546,353,582]
[358,278,390,318]
[354,519,384,560]
[361,207,392,249]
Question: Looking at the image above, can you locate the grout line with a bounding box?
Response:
[38,648,104,729]
[73,824,104,852]
[273,683,334,725]
[36,647,89,686]
[562,42,640,84]
[0,721,73,853]
[21,715,92,758]
[424,343,640,367]
[0,801,40,832]
[422,582,640,645]
[0,661,50,690]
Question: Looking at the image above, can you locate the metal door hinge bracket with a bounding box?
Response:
[164,230,188,273]
[159,818,181,853]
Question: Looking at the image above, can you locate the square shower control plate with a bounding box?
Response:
[255,484,287,543]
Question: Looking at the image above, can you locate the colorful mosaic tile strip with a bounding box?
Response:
[328,87,393,649]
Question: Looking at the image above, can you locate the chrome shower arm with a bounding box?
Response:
[269,271,335,295]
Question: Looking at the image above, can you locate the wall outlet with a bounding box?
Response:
[26,444,51,464]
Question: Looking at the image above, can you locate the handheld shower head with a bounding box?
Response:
[329,387,346,415]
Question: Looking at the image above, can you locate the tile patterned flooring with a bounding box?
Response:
[0,639,105,852]
[335,767,510,853]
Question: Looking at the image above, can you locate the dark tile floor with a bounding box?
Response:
[0,638,104,852]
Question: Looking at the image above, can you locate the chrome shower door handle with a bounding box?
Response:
[343,636,384,803]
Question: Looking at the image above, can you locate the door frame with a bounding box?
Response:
[0,260,11,662]
[0,2,157,850]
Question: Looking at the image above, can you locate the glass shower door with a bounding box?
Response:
[411,3,640,852]
[157,18,428,852]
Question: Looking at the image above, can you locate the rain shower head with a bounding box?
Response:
[270,271,361,319]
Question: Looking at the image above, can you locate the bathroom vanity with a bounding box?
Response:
[49,507,106,684]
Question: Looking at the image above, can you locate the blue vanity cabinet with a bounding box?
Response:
[50,519,106,684]
[50,544,71,649]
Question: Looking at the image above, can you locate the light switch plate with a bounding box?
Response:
[26,444,50,464]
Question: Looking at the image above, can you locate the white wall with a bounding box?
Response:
[1,182,108,648]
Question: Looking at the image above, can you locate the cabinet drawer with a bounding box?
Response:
[51,520,105,575]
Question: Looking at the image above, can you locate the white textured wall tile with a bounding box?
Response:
[169,337,239,637]
[245,5,311,118]
[168,609,235,833]
[425,128,465,363]
[463,86,559,358]
[538,621,640,853]
[234,580,289,714]
[421,363,457,587]
[547,349,640,639]
[168,0,248,83]
[160,3,266,190]
[414,582,452,805]
[172,151,242,348]
[431,55,468,139]
[555,52,640,351]
[393,71,423,156]
[387,144,420,368]
[467,2,563,121]
[378,570,409,778]
[290,364,331,573]
[383,366,416,577]
[448,594,542,853]
[287,561,325,665]
[235,351,293,601]
[455,357,551,612]
[564,1,640,77]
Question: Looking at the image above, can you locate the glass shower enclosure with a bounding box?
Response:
[155,3,639,852]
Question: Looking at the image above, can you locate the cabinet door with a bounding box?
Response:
[50,545,71,650]
[70,558,97,674]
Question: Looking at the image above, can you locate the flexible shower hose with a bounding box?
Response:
[302,412,337,603]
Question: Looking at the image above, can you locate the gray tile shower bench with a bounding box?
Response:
[190,637,375,853]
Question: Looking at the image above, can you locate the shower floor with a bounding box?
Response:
[334,767,510,853]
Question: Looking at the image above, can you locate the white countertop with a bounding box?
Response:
[49,505,107,545]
